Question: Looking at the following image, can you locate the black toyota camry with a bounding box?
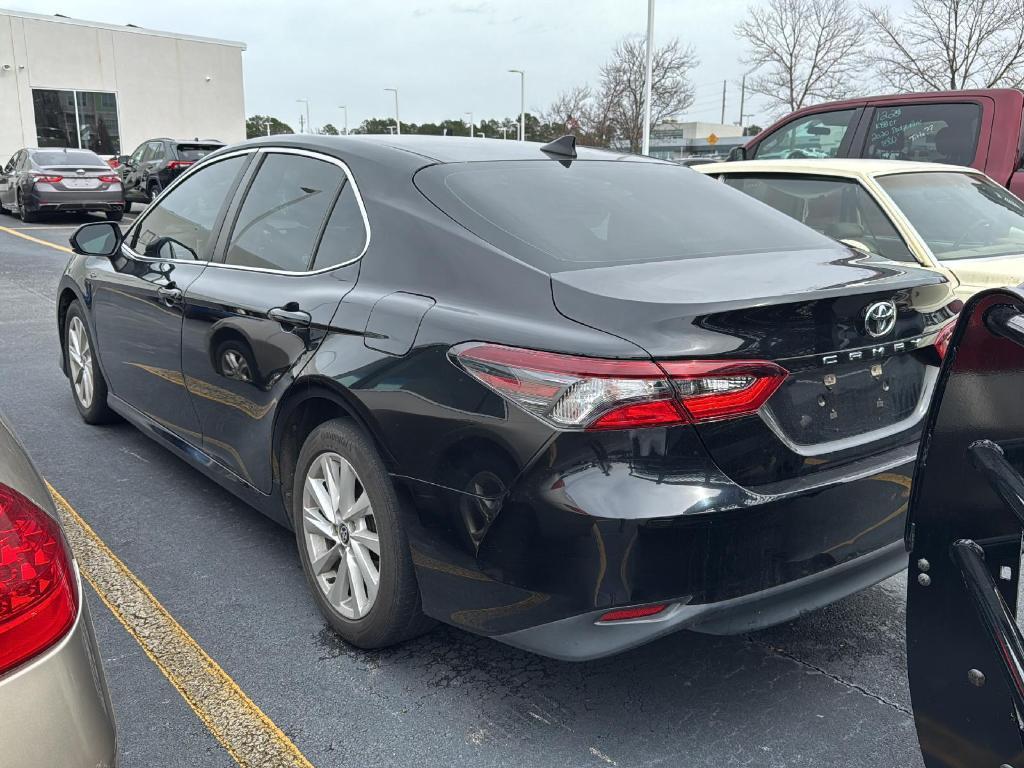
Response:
[57,135,958,660]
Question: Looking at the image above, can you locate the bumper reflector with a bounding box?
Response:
[598,603,668,622]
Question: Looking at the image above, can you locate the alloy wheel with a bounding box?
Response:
[221,349,252,383]
[302,452,381,619]
[67,316,94,408]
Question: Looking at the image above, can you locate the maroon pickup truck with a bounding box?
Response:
[731,89,1024,198]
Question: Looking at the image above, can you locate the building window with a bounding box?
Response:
[32,89,121,155]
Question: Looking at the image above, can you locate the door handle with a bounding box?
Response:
[268,306,312,328]
[157,286,183,306]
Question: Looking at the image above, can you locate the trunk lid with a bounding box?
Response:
[551,248,954,485]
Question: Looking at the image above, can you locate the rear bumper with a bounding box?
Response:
[0,580,117,766]
[27,188,124,212]
[493,540,907,660]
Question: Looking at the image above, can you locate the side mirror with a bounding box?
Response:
[70,221,122,258]
[727,145,746,162]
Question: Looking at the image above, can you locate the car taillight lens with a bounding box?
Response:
[599,604,668,622]
[31,174,62,183]
[98,175,119,183]
[167,161,193,170]
[935,320,957,360]
[106,157,120,169]
[452,343,788,430]
[0,484,78,676]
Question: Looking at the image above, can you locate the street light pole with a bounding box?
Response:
[384,88,400,135]
[508,69,525,141]
[337,105,348,135]
[465,111,474,138]
[264,119,272,136]
[296,98,310,134]
[641,0,655,155]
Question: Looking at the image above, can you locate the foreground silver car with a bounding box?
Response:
[0,414,116,767]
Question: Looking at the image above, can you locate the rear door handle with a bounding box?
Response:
[268,306,312,327]
[157,286,183,306]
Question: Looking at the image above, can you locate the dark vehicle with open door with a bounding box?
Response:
[119,138,224,211]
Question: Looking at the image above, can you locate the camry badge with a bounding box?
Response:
[864,300,897,338]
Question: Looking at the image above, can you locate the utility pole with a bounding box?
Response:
[465,111,474,138]
[296,98,310,133]
[641,0,655,155]
[738,75,746,127]
[720,80,726,124]
[299,114,304,134]
[508,69,525,140]
[264,119,271,136]
[384,88,400,135]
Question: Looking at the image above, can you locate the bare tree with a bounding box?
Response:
[597,38,698,153]
[864,0,1024,91]
[541,85,593,131]
[736,0,866,116]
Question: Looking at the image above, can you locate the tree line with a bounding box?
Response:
[247,0,1024,147]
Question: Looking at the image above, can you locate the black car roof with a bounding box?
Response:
[236,134,665,166]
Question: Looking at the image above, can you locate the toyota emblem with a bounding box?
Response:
[864,300,897,338]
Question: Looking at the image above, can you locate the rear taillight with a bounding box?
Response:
[106,157,120,169]
[30,174,62,184]
[936,320,957,360]
[452,343,788,431]
[167,161,193,171]
[98,175,119,183]
[0,484,78,676]
[599,604,668,622]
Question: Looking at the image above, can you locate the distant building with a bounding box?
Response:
[615,121,747,160]
[0,9,246,161]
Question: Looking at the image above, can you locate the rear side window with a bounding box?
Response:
[224,153,344,272]
[722,174,915,262]
[863,103,981,165]
[311,182,367,270]
[176,144,221,162]
[130,155,246,260]
[416,160,836,272]
[753,110,857,159]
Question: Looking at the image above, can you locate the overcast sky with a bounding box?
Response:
[8,1,909,131]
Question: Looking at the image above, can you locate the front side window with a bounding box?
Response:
[722,174,915,262]
[753,110,856,160]
[878,172,1024,261]
[224,154,344,272]
[129,155,247,261]
[864,103,981,166]
[32,89,120,155]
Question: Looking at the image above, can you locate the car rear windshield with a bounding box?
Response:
[416,160,836,271]
[30,150,105,167]
[877,171,1024,261]
[176,144,222,161]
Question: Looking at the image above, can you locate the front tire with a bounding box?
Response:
[292,418,432,649]
[64,303,117,424]
[105,210,124,222]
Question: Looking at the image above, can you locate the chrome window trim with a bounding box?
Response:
[759,365,939,457]
[120,146,371,275]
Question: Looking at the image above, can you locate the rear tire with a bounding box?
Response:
[292,418,433,649]
[105,210,124,222]
[123,201,133,214]
[64,302,118,424]
[18,194,38,223]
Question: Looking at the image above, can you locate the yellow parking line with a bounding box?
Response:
[0,225,72,253]
[46,483,315,768]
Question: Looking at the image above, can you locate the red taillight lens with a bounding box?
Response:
[0,484,78,675]
[31,174,62,184]
[167,160,193,170]
[661,360,789,423]
[599,603,668,622]
[452,343,787,430]
[98,175,119,183]
[935,320,957,360]
[106,157,120,169]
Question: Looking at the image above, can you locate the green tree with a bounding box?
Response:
[246,114,294,138]
[320,123,340,136]
[743,124,762,136]
[352,116,415,135]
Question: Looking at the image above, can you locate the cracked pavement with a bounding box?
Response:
[0,214,924,767]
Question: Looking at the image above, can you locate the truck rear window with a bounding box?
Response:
[415,160,835,272]
[864,103,981,166]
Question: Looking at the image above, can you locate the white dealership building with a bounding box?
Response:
[0,9,246,162]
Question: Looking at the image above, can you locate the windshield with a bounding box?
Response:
[30,149,106,167]
[176,144,221,161]
[878,172,1024,261]
[416,160,837,272]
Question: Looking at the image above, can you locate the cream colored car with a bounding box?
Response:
[697,159,1024,300]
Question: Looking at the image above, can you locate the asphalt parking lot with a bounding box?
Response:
[0,213,923,767]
